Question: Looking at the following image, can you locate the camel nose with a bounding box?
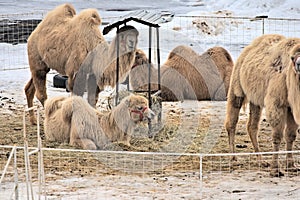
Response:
[129,40,134,48]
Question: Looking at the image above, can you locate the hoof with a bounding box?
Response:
[30,117,37,125]
[285,166,300,173]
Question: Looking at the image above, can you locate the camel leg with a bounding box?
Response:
[32,69,49,106]
[265,99,286,177]
[24,78,36,124]
[247,102,263,161]
[224,95,244,161]
[67,72,74,92]
[270,123,285,177]
[70,138,97,150]
[284,108,298,171]
[69,126,97,150]
[87,73,100,107]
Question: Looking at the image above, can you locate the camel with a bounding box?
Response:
[128,49,159,91]
[73,25,139,107]
[44,94,155,150]
[128,45,234,101]
[25,4,104,124]
[224,34,300,176]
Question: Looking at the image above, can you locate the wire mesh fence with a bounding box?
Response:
[1,13,300,70]
[1,145,300,199]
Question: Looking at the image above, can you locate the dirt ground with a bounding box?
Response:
[1,93,300,199]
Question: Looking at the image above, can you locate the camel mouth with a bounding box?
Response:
[127,45,135,51]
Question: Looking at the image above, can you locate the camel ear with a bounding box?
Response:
[124,98,131,107]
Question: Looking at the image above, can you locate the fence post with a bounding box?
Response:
[14,146,19,200]
[199,154,203,199]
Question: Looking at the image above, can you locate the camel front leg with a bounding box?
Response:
[87,73,100,107]
[32,69,49,106]
[285,108,299,171]
[270,125,285,177]
[224,95,244,161]
[69,126,97,150]
[70,138,97,150]
[247,102,264,162]
[24,78,37,125]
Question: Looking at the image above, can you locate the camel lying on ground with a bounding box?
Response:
[73,25,139,107]
[224,34,300,176]
[44,94,155,150]
[129,45,234,101]
[25,3,104,124]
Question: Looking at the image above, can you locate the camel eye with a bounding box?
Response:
[92,14,97,18]
[136,106,143,111]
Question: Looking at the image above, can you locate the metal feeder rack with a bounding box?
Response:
[103,10,174,132]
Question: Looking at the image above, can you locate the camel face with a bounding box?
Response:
[126,95,155,122]
[134,49,148,66]
[119,29,139,53]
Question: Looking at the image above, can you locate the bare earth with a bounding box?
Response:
[0,76,300,199]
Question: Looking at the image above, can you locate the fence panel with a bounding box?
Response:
[1,14,300,71]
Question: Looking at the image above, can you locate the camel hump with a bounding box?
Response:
[44,96,67,118]
[207,46,233,63]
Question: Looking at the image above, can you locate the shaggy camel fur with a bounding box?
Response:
[129,49,159,91]
[129,45,233,101]
[224,34,300,176]
[25,4,104,124]
[73,25,139,107]
[44,94,154,150]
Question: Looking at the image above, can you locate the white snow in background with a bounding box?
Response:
[1,0,300,105]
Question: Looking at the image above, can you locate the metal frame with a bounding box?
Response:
[102,11,172,126]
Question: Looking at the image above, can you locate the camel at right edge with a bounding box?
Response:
[225,34,300,177]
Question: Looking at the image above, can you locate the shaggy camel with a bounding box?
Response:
[224,34,300,176]
[73,25,139,107]
[128,49,159,92]
[129,45,233,101]
[44,94,154,150]
[25,4,104,124]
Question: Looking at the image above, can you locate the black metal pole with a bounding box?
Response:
[115,26,120,106]
[148,26,152,108]
[156,27,162,123]
[148,26,152,136]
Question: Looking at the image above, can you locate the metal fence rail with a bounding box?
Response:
[1,144,300,199]
[0,13,300,71]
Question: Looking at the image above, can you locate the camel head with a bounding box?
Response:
[132,49,149,68]
[124,94,155,122]
[291,51,300,74]
[117,25,139,53]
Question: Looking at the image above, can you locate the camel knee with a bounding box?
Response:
[70,138,97,150]
[272,132,283,152]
